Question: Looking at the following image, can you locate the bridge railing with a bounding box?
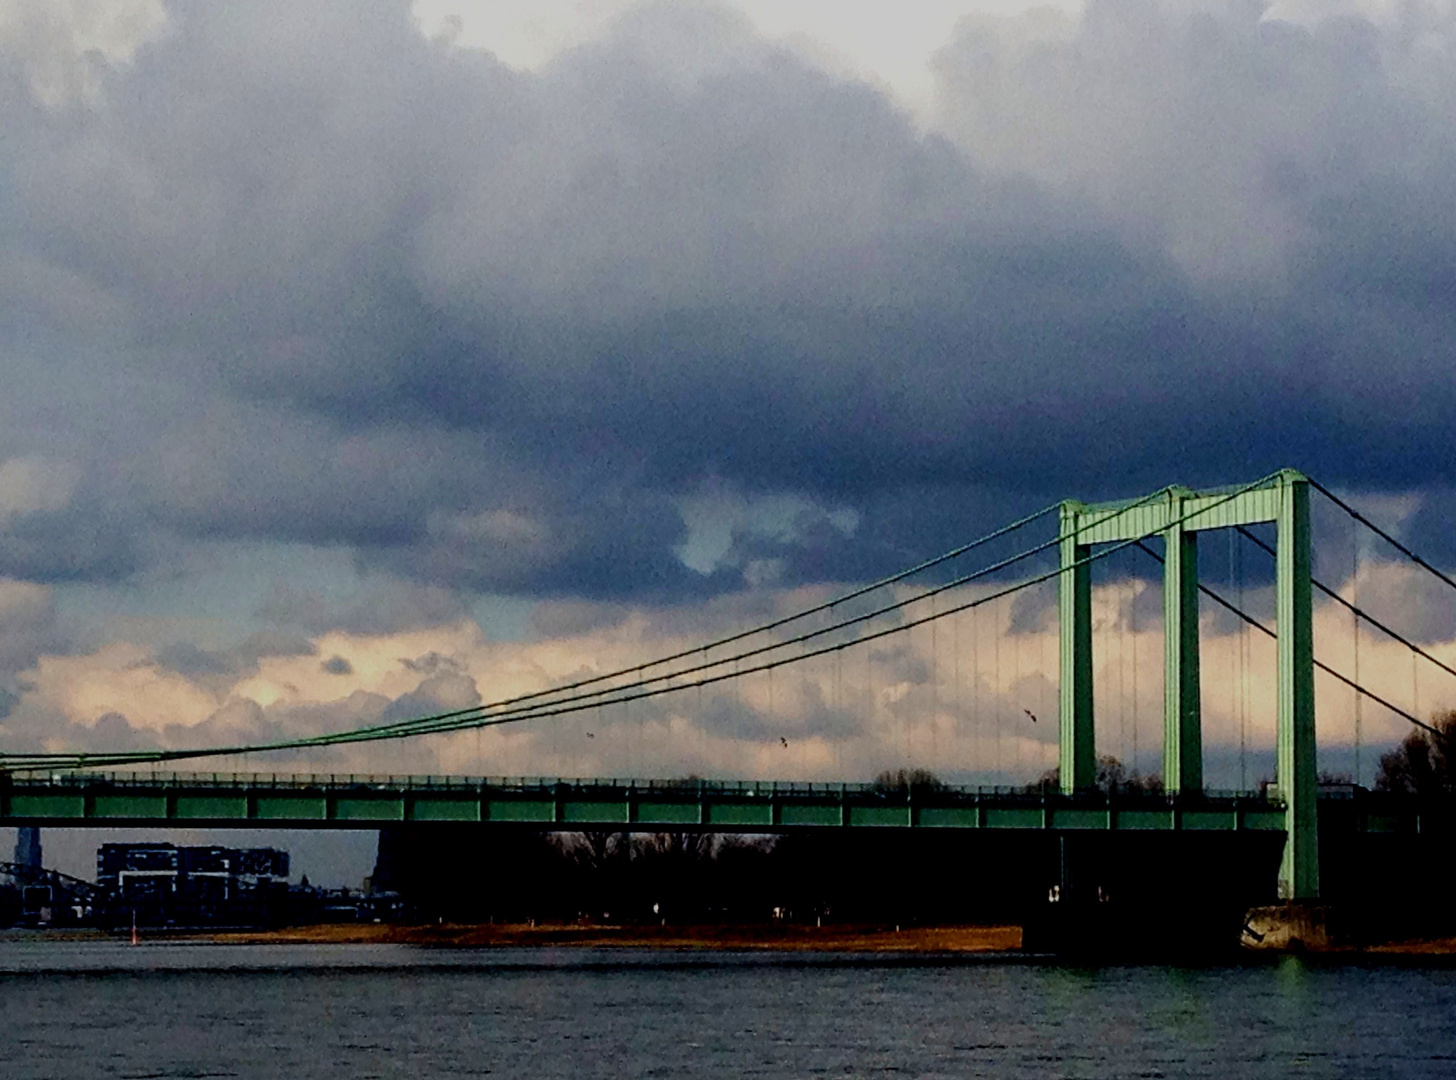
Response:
[10,769,1295,805]
[7,769,1411,813]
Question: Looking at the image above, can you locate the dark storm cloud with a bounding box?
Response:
[253,578,475,636]
[2,0,1454,602]
[153,630,317,683]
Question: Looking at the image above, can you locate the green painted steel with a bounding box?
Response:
[411,798,481,822]
[1059,502,1096,793]
[8,793,85,818]
[1048,807,1108,830]
[633,801,701,825]
[0,773,1419,844]
[255,796,326,820]
[485,799,552,822]
[1058,470,1320,895]
[985,807,1045,830]
[94,794,168,818]
[332,797,405,822]
[1072,486,1284,544]
[175,795,248,819]
[782,803,845,827]
[1181,809,1237,831]
[918,806,980,828]
[562,800,629,824]
[1242,809,1288,831]
[1117,809,1174,830]
[1276,472,1319,899]
[845,805,908,827]
[705,802,773,827]
[1162,488,1202,794]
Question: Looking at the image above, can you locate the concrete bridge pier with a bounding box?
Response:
[1022,834,1115,957]
[1025,829,1288,959]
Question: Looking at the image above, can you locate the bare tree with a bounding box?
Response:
[1377,709,1456,801]
[581,831,629,870]
[873,768,946,796]
[632,832,717,863]
[1034,756,1163,794]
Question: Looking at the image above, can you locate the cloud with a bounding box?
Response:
[0,557,1451,788]
[0,457,81,525]
[0,0,168,109]
[0,577,61,673]
[933,0,1456,278]
[0,0,1453,792]
[251,571,477,638]
[152,630,318,684]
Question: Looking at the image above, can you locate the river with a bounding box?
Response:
[2,942,1453,1078]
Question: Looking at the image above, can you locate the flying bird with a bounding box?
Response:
[1023,709,1038,723]
[779,737,789,748]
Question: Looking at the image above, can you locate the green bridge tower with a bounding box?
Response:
[1058,469,1317,900]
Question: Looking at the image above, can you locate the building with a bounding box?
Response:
[14,827,42,871]
[96,843,290,927]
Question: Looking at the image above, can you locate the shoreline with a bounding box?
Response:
[8,923,1456,957]
[204,923,1024,952]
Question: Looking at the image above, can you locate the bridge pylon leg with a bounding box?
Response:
[1162,489,1202,794]
[1059,502,1095,794]
[1276,471,1318,899]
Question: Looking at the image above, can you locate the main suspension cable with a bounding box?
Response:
[4,475,1284,772]
[412,501,1067,724]
[232,481,1194,747]
[33,488,1162,763]
[1310,480,1456,598]
[1234,526,1456,686]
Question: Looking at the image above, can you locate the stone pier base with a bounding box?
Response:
[1241,903,1345,952]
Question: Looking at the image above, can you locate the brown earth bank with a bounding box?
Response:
[204,923,1023,952]
[1365,937,1456,955]
[11,924,1456,956]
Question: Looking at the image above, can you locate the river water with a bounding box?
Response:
[2,942,1454,1078]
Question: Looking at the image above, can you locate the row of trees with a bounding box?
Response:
[1033,757,1164,794]
[1018,711,1456,800]
[372,819,1049,925]
[876,762,1166,795]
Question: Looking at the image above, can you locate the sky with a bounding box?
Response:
[3,0,1456,882]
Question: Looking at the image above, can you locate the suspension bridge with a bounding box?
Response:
[3,469,1452,909]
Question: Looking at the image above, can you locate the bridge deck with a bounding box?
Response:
[0,772,1421,834]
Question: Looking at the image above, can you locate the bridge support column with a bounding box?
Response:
[1059,502,1095,793]
[1276,472,1318,899]
[1162,489,1202,794]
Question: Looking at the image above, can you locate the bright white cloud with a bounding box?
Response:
[675,480,858,576]
[0,0,168,107]
[930,0,1456,279]
[412,0,1084,120]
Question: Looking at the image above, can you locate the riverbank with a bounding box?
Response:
[12,921,1456,957]
[1367,936,1456,955]
[204,925,1456,957]
[206,922,1023,952]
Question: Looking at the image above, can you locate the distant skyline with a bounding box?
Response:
[3,0,1456,886]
